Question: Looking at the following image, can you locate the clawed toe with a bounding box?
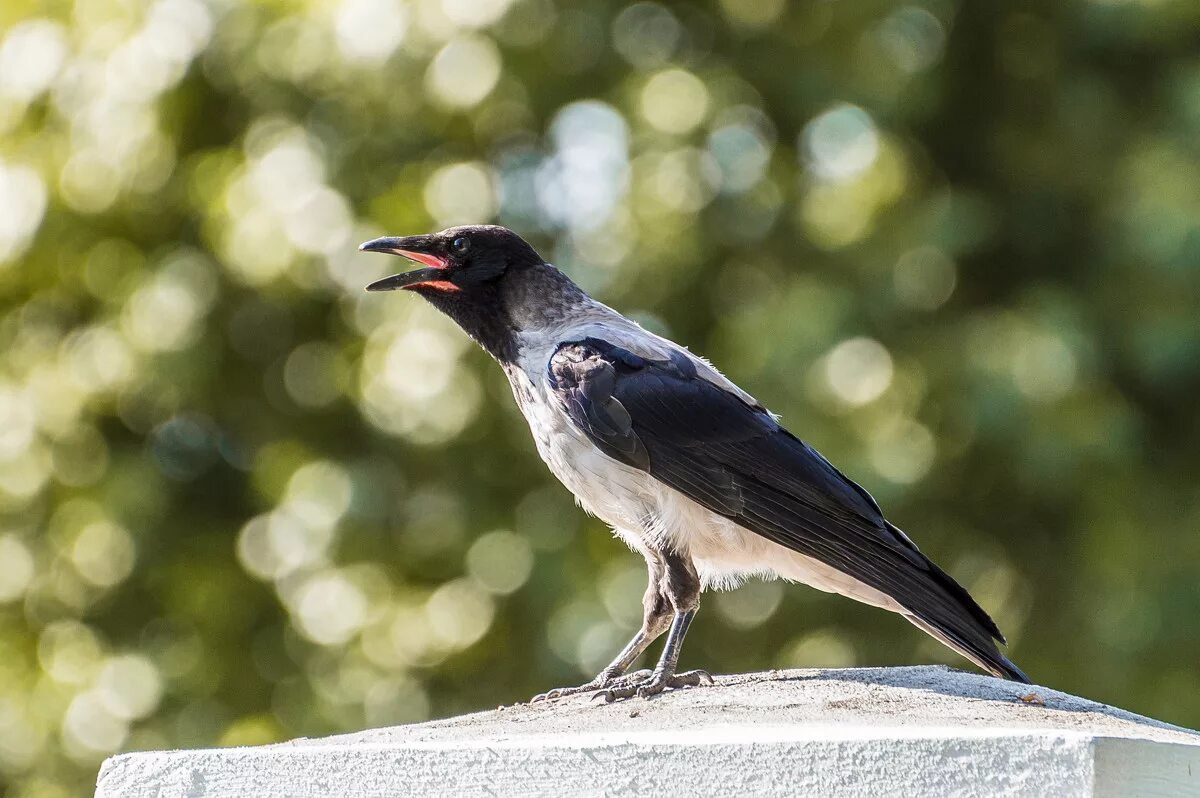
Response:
[530,687,569,702]
[533,666,715,704]
[531,682,598,702]
[672,668,715,687]
[532,669,650,703]
[593,669,714,702]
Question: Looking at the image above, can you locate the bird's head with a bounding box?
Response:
[360,224,543,296]
[360,224,563,361]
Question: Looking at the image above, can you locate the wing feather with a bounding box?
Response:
[548,338,1027,682]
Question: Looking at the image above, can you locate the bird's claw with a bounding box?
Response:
[593,669,714,703]
[531,669,652,703]
[530,688,568,702]
[532,684,587,702]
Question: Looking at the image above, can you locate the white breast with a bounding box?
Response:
[504,364,653,538]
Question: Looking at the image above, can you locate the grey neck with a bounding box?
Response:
[501,262,592,334]
[427,262,593,366]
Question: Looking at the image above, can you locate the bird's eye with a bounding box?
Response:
[451,237,470,254]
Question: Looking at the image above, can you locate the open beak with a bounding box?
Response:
[360,236,454,292]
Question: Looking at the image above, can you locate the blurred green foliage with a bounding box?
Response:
[2,0,1200,793]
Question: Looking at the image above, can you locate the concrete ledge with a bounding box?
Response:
[95,666,1200,797]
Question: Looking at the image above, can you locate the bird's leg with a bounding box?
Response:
[531,554,673,702]
[595,551,713,702]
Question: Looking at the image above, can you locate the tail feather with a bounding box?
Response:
[905,614,1030,683]
[883,522,1029,684]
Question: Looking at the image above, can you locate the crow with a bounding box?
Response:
[361,225,1029,701]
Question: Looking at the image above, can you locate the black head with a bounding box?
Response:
[360,225,543,294]
[359,225,548,361]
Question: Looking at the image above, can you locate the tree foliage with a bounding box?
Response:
[1,0,1198,793]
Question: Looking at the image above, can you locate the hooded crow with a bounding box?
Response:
[361,225,1029,700]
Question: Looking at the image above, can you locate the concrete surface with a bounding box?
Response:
[95,666,1200,797]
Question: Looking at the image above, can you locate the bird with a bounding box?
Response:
[360,224,1029,701]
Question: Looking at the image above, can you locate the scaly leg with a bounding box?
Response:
[531,552,672,702]
[595,551,713,702]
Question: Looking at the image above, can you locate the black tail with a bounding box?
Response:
[890,523,1030,683]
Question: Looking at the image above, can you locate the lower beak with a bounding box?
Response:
[359,236,452,292]
[365,267,446,292]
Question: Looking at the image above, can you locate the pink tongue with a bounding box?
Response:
[397,249,448,269]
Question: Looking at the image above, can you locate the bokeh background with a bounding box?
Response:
[2,0,1199,793]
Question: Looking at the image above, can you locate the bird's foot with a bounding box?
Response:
[530,669,652,702]
[592,668,713,702]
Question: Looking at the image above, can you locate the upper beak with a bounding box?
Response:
[359,236,451,292]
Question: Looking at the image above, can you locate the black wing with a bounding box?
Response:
[548,337,1027,682]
